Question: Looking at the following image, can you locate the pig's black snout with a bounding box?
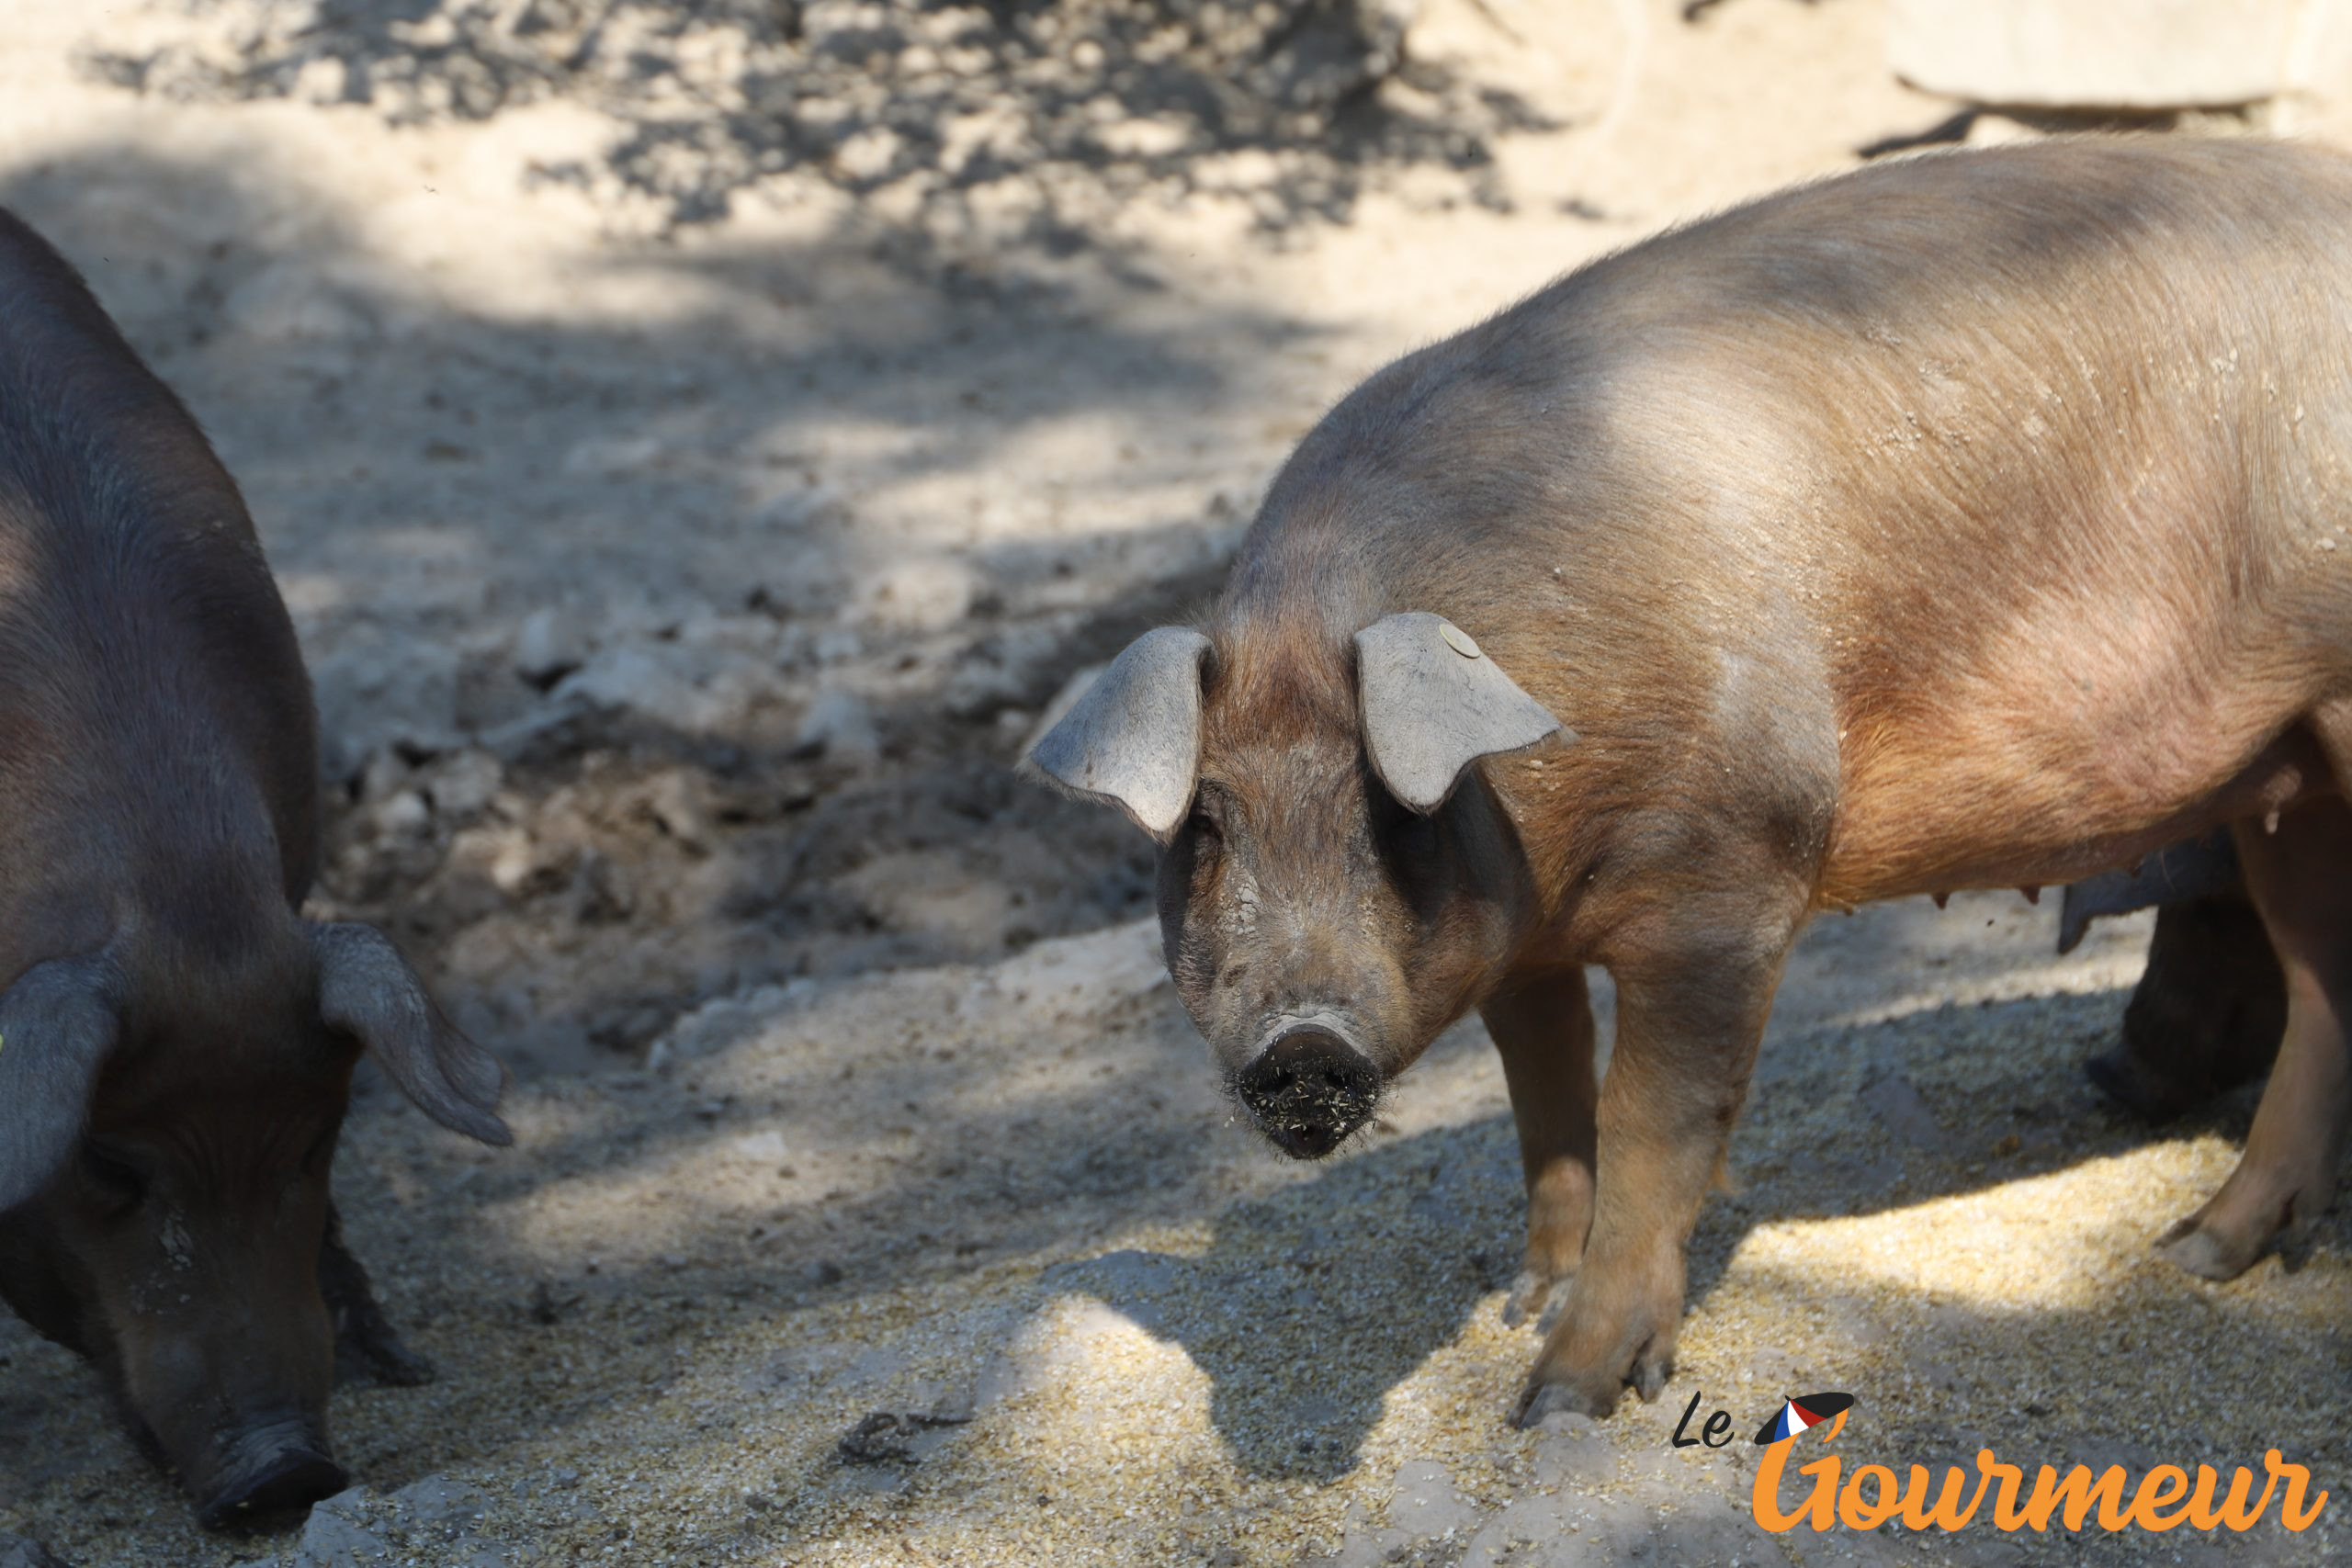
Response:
[1237,1028,1379,1159]
[195,1425,347,1530]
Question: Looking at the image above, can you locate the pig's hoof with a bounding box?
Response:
[1513,1378,1616,1427]
[2154,1213,2267,1280]
[366,1342,437,1388]
[1629,1344,1673,1403]
[1511,1337,1673,1427]
[336,1326,437,1388]
[1502,1269,1569,1330]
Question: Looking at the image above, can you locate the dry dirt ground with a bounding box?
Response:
[0,2,2346,1564]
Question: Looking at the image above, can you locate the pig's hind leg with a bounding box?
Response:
[1482,969,1600,1330]
[2155,793,2352,1279]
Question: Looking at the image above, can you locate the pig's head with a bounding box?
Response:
[1028,612,1563,1157]
[0,919,506,1527]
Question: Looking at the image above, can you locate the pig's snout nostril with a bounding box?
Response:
[196,1441,346,1530]
[1235,1027,1380,1161]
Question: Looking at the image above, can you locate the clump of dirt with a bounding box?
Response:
[78,0,1550,231]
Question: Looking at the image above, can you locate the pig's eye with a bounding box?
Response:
[79,1143,148,1208]
[1171,808,1225,898]
[1181,787,1224,847]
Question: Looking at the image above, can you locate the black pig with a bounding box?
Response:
[0,210,508,1526]
[2059,833,2284,1120]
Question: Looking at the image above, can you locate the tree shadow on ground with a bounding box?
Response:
[0,137,1298,1069]
[73,0,1560,235]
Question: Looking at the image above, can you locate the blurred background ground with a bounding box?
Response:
[0,1,2344,1564]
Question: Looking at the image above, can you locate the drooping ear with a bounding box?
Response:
[0,956,124,1213]
[1022,626,1213,841]
[309,923,510,1145]
[1353,612,1567,813]
[2054,830,2244,955]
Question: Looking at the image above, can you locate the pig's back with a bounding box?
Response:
[1623,141,2352,894]
[1235,138,2352,898]
[1250,140,2352,616]
[0,210,318,928]
[1317,136,2352,583]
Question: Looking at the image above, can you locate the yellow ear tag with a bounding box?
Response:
[1439,623,1482,659]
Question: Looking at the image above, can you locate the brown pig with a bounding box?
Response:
[0,210,508,1523]
[1028,138,2352,1423]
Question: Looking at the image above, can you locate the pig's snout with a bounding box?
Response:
[194,1420,346,1530]
[1236,1028,1379,1158]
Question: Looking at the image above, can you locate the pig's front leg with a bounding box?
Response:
[1482,969,1599,1330]
[320,1201,435,1388]
[1515,906,1792,1425]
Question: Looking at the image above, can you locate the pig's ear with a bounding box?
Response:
[0,956,124,1212]
[1354,612,1566,813]
[1022,626,1213,841]
[309,923,511,1146]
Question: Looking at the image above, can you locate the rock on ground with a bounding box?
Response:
[283,1478,507,1568]
[1888,0,2352,110]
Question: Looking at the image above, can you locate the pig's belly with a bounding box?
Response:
[1815,678,2333,908]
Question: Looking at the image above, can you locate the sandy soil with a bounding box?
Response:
[0,2,2345,1564]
